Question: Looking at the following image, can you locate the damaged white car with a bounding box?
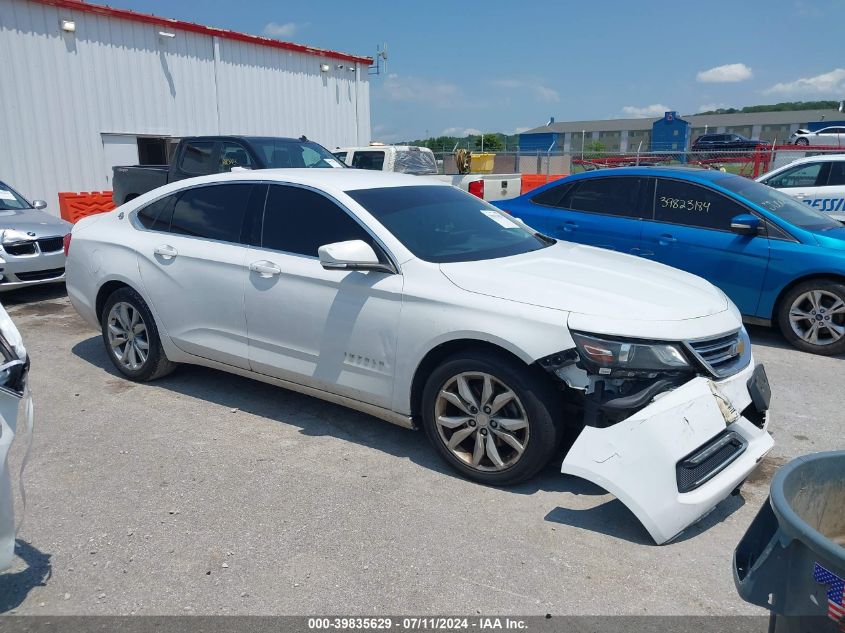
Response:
[65,170,773,544]
[0,303,31,571]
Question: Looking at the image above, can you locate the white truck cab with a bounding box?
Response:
[757,154,845,218]
[335,145,521,202]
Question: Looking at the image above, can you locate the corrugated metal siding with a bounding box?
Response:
[0,0,371,214]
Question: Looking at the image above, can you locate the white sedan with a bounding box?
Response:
[789,126,845,147]
[757,154,845,217]
[65,170,773,544]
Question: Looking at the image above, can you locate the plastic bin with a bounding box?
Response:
[469,153,495,174]
[734,451,845,632]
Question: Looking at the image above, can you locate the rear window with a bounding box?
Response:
[393,149,438,175]
[180,141,216,175]
[351,151,386,171]
[169,183,253,243]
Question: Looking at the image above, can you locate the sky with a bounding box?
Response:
[102,0,845,142]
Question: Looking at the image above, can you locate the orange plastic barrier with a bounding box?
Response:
[520,174,567,195]
[58,191,116,224]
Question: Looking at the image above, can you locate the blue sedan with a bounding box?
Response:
[496,167,845,355]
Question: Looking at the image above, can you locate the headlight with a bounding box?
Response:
[571,332,690,376]
[1,230,31,245]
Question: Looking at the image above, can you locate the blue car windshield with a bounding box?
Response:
[718,175,841,231]
[347,185,552,263]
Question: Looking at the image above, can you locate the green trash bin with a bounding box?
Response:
[734,451,845,632]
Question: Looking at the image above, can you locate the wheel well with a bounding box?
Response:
[771,274,845,326]
[409,339,544,422]
[95,281,132,325]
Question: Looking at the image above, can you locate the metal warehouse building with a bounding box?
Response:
[0,0,372,214]
[520,109,845,153]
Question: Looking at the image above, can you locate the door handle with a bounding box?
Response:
[558,221,578,233]
[658,234,677,246]
[249,260,282,277]
[154,244,178,259]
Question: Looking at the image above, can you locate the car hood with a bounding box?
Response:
[0,208,71,237]
[439,242,728,321]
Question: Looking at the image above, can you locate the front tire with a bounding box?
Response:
[421,351,560,486]
[795,137,809,146]
[777,280,845,355]
[101,287,176,381]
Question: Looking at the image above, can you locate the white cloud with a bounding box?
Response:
[534,85,560,103]
[489,79,559,103]
[698,102,728,112]
[620,103,670,118]
[696,63,753,83]
[764,68,845,95]
[383,74,461,107]
[512,126,531,134]
[441,127,482,137]
[262,22,304,38]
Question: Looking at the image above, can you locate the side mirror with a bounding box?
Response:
[318,240,393,273]
[730,213,761,236]
[32,200,47,210]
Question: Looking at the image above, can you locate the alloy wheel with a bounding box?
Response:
[788,290,845,346]
[434,371,529,472]
[106,301,150,371]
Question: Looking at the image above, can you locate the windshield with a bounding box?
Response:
[253,140,345,169]
[718,175,842,232]
[347,185,552,263]
[0,182,31,211]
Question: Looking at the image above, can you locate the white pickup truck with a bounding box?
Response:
[334,145,521,202]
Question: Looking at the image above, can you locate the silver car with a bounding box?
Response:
[789,126,845,147]
[0,181,71,290]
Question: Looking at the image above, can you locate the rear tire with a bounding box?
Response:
[101,287,176,381]
[421,351,561,486]
[777,279,845,356]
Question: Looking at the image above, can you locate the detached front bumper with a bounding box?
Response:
[561,360,773,544]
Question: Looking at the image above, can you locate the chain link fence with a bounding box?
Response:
[431,147,845,180]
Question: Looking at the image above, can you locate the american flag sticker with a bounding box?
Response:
[813,562,845,625]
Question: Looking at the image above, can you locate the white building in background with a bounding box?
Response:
[0,0,372,214]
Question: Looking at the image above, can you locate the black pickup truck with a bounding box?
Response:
[112,135,344,205]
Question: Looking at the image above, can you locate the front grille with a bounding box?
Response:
[4,242,37,256]
[37,237,64,252]
[676,430,747,493]
[14,267,65,281]
[686,330,749,378]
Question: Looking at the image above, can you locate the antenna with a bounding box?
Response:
[369,43,388,76]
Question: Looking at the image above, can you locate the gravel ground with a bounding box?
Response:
[0,284,843,616]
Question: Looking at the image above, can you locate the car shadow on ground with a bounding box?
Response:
[71,334,748,545]
[544,490,746,546]
[71,336,606,498]
[0,540,52,613]
[0,284,68,307]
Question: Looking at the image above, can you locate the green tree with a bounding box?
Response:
[474,134,503,152]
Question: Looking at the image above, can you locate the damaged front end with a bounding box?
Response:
[0,304,31,571]
[541,327,773,544]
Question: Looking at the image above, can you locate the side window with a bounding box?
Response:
[565,177,643,218]
[219,142,253,172]
[170,183,253,242]
[261,185,375,257]
[764,163,825,189]
[333,151,348,164]
[530,183,573,208]
[136,194,177,231]
[827,162,845,186]
[653,179,747,230]
[351,151,386,171]
[179,141,216,175]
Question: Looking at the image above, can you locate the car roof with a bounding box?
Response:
[777,153,845,164]
[561,166,740,183]
[163,168,449,192]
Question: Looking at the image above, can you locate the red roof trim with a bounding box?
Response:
[31,0,373,65]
